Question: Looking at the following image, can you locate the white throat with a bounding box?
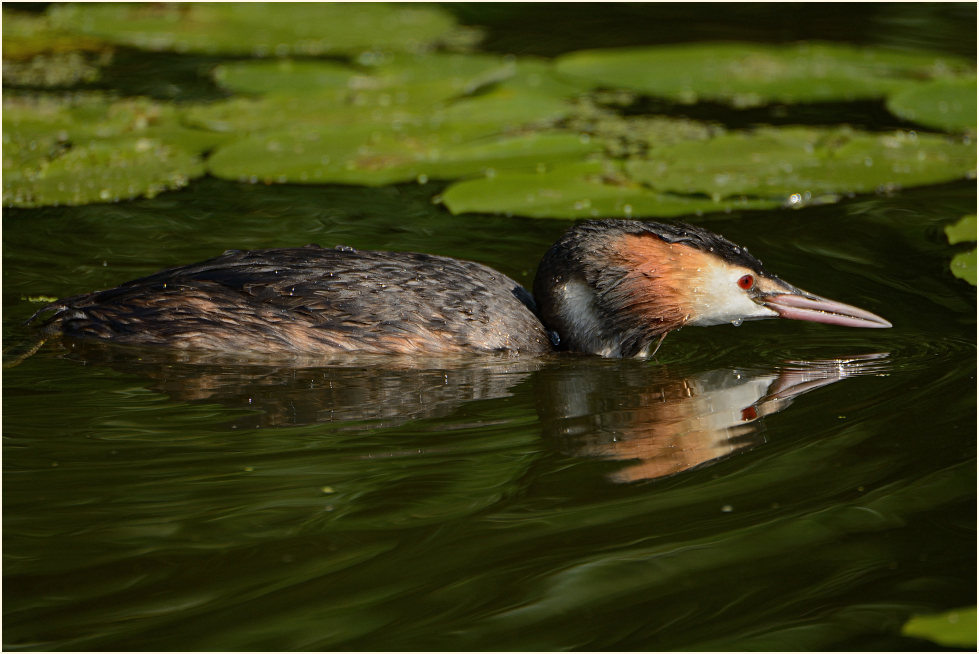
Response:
[557,278,621,357]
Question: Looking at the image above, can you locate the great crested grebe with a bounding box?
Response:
[29,220,891,358]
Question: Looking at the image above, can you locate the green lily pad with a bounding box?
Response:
[564,98,722,158]
[3,137,204,207]
[945,215,977,285]
[183,94,421,135]
[185,72,575,139]
[902,606,977,648]
[3,94,223,207]
[440,160,781,219]
[357,51,519,94]
[209,53,523,124]
[887,76,978,132]
[48,3,460,56]
[555,42,974,107]
[190,50,579,140]
[945,214,977,244]
[207,128,597,187]
[212,59,363,96]
[949,249,977,285]
[438,84,574,130]
[499,56,595,98]
[214,52,516,100]
[2,8,109,59]
[624,127,976,201]
[3,93,227,150]
[2,51,110,87]
[199,51,584,188]
[3,9,113,87]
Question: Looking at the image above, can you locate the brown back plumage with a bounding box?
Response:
[31,245,551,356]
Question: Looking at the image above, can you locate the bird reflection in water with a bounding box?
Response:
[52,343,887,482]
[537,353,890,483]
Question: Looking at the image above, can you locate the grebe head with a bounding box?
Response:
[533,220,891,358]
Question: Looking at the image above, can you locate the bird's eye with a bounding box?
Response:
[737,274,755,290]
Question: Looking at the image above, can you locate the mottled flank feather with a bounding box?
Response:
[30,246,551,356]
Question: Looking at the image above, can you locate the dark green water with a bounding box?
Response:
[3,4,976,651]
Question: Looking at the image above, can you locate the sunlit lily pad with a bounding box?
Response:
[190,53,577,139]
[3,137,204,208]
[3,93,228,151]
[555,42,973,107]
[185,79,574,141]
[624,127,976,201]
[945,214,977,244]
[48,3,460,56]
[945,215,977,286]
[2,9,113,87]
[438,85,574,130]
[949,249,977,285]
[213,59,363,96]
[208,129,597,187]
[2,52,110,87]
[3,94,224,207]
[2,8,109,59]
[886,76,977,132]
[902,606,977,647]
[183,94,423,135]
[199,52,585,188]
[214,52,516,100]
[210,53,523,123]
[440,160,781,219]
[564,98,722,158]
[499,56,595,98]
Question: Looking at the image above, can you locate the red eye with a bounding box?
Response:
[737,274,755,290]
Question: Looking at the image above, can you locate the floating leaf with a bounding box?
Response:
[207,128,597,187]
[3,137,204,208]
[357,51,519,95]
[624,127,976,201]
[902,606,977,648]
[185,76,574,139]
[2,9,113,87]
[949,249,977,285]
[2,8,109,59]
[208,54,524,127]
[945,214,977,244]
[2,51,110,87]
[199,51,584,188]
[499,56,595,98]
[213,52,516,101]
[189,51,578,141]
[213,59,363,96]
[440,160,781,219]
[564,99,722,158]
[438,85,573,130]
[3,93,228,151]
[944,215,977,285]
[886,76,978,132]
[184,94,422,135]
[2,94,223,207]
[555,42,973,107]
[48,3,460,56]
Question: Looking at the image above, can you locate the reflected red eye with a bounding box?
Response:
[737,274,755,290]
